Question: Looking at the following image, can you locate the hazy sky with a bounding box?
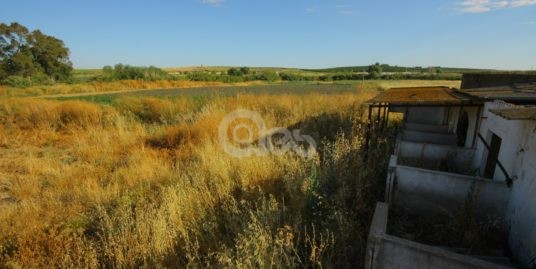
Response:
[2,0,536,70]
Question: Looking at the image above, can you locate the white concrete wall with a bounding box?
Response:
[397,141,475,172]
[469,101,536,267]
[505,121,536,267]
[403,106,460,133]
[406,107,448,125]
[463,107,480,148]
[472,102,525,181]
[403,130,457,146]
[448,107,461,133]
[393,166,511,220]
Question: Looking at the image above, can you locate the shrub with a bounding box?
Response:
[256,71,280,82]
[0,99,105,131]
[280,72,316,81]
[1,76,33,88]
[55,101,102,128]
[146,124,201,149]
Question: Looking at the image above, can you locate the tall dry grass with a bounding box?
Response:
[0,90,394,268]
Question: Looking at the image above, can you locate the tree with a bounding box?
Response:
[227,67,251,76]
[239,66,250,75]
[0,22,72,83]
[30,30,72,81]
[0,22,30,61]
[3,48,41,77]
[227,67,241,76]
[367,62,382,79]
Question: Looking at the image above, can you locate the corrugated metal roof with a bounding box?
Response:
[489,106,536,121]
[461,73,536,89]
[462,82,536,101]
[368,86,478,105]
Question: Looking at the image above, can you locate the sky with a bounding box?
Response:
[2,0,536,70]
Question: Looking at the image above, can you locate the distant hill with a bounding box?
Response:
[303,65,495,73]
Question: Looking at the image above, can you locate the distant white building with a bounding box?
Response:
[365,74,536,269]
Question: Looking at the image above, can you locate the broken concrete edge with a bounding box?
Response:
[384,156,397,203]
[365,202,389,269]
[396,164,496,183]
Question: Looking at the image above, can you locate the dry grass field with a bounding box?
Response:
[0,86,397,268]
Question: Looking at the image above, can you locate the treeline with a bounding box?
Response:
[98,64,462,84]
[307,64,490,74]
[0,22,462,88]
[95,65,281,83]
[187,70,460,82]
[187,68,280,83]
[321,72,461,81]
[100,64,170,81]
[185,63,461,83]
[3,63,462,88]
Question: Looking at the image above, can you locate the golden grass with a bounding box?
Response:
[0,89,393,268]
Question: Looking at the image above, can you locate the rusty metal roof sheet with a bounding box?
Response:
[368,86,478,105]
[462,82,536,101]
[489,106,536,121]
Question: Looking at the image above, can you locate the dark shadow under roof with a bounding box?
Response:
[367,86,480,106]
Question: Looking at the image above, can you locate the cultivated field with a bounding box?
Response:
[0,80,231,98]
[0,72,461,98]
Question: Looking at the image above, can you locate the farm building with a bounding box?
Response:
[365,73,536,269]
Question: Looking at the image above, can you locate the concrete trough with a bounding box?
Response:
[393,165,511,220]
[366,203,515,269]
[397,140,475,173]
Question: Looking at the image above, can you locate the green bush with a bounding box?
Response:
[280,72,317,81]
[1,75,33,87]
[255,71,280,82]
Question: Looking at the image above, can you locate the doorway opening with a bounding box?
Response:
[483,132,502,179]
[456,110,469,147]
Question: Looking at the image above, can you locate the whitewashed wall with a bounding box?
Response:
[406,107,448,125]
[507,121,536,267]
[471,101,536,267]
